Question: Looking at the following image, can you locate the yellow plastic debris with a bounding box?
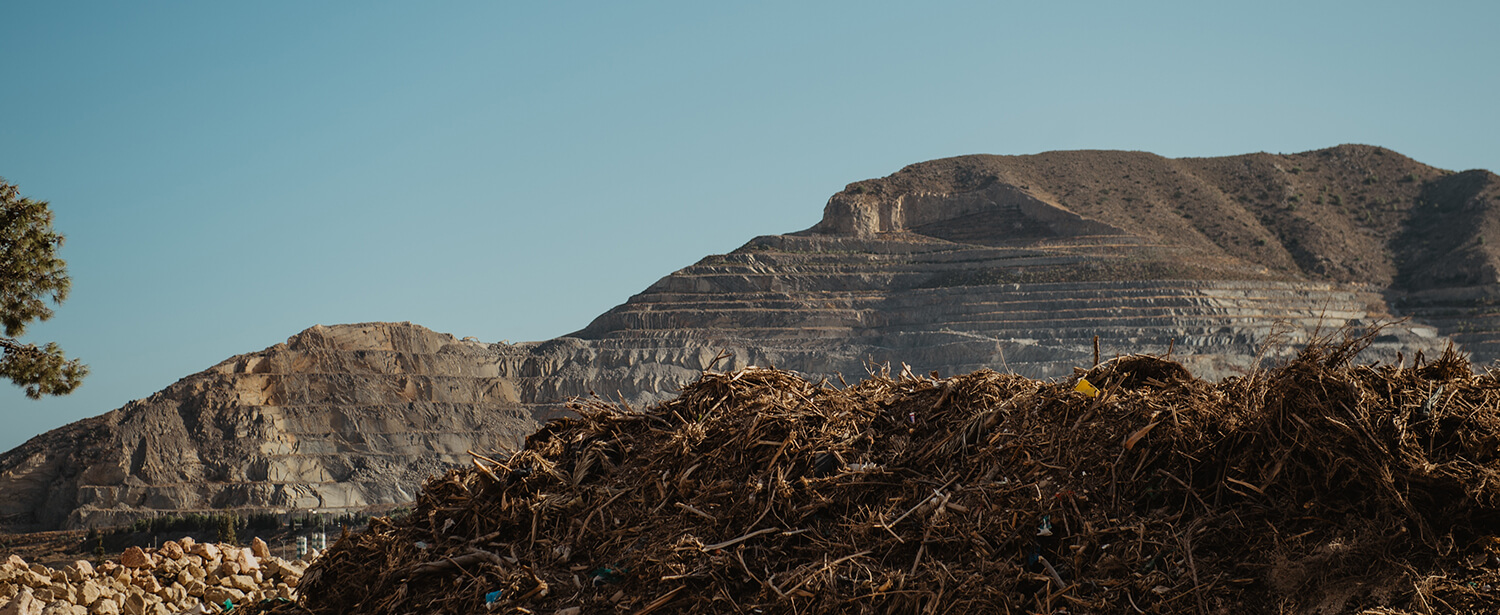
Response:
[1074,378,1100,398]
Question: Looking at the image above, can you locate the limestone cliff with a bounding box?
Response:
[0,323,537,529]
[6,145,1498,529]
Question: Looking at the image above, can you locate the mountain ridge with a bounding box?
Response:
[5,145,1497,529]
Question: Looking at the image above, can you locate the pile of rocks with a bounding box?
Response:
[0,537,311,615]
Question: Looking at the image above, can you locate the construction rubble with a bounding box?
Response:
[0,538,309,615]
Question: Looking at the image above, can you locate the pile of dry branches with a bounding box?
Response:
[295,335,1500,614]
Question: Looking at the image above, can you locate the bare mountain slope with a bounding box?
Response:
[5,145,1497,529]
[814,145,1472,284]
[0,323,538,528]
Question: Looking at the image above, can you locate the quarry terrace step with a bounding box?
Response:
[606,289,1370,315]
[621,279,1367,303]
[590,302,1369,327]
[588,281,1377,335]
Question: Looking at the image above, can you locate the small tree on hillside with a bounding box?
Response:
[0,178,86,398]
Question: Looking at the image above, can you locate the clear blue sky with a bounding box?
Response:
[2,1,1497,451]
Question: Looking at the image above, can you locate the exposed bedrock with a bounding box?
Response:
[0,323,538,529]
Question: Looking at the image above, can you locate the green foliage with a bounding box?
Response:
[218,514,238,546]
[245,512,282,531]
[0,340,87,398]
[0,178,86,398]
[89,527,106,564]
[116,512,235,537]
[101,510,379,545]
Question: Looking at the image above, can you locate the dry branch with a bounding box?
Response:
[294,337,1500,615]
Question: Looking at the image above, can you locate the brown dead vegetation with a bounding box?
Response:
[296,331,1500,614]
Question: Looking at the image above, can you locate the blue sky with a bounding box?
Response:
[2,1,1497,451]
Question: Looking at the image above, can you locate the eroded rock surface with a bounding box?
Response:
[0,323,536,529]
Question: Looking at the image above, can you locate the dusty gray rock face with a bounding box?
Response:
[0,323,537,529]
[549,237,1446,410]
[4,145,1496,528]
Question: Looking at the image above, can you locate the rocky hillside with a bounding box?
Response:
[0,323,538,529]
[566,145,1496,383]
[5,145,1498,529]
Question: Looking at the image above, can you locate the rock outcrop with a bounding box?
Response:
[0,323,537,529]
[5,145,1499,529]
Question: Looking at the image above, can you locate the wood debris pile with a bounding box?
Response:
[298,334,1500,614]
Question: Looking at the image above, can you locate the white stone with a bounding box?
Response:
[0,588,41,615]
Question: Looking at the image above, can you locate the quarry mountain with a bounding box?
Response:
[5,144,1500,530]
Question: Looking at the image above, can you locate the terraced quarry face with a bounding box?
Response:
[2,145,1495,529]
[565,144,1483,389]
